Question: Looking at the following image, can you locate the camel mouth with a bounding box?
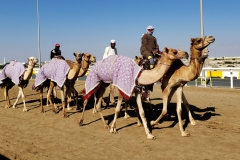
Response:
[207,38,215,43]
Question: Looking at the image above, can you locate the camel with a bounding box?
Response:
[34,53,84,117]
[78,47,188,140]
[46,53,96,109]
[0,57,38,111]
[150,35,215,137]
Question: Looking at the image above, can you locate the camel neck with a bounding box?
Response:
[137,60,172,85]
[23,65,34,80]
[78,59,90,77]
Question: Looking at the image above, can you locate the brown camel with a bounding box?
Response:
[78,47,188,140]
[0,57,38,111]
[47,53,96,109]
[65,53,96,110]
[38,53,84,117]
[150,35,215,137]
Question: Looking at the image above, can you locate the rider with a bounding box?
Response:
[140,26,160,94]
[140,25,159,69]
[50,44,62,59]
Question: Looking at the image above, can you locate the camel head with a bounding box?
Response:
[83,53,96,63]
[190,36,215,61]
[160,47,189,62]
[27,57,38,66]
[190,36,215,50]
[73,52,84,63]
[134,56,143,65]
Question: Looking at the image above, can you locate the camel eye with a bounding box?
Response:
[197,39,202,43]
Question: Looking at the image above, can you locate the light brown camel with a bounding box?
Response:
[78,48,188,140]
[150,35,215,137]
[46,53,96,109]
[65,53,96,110]
[0,57,38,112]
[39,53,84,117]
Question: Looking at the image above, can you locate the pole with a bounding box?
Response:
[200,0,205,78]
[230,69,233,88]
[37,0,41,68]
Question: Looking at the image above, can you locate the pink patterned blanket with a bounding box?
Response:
[0,60,26,85]
[84,55,142,100]
[33,58,70,88]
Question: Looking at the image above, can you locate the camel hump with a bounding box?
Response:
[65,60,75,69]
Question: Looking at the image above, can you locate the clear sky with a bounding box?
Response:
[0,0,239,63]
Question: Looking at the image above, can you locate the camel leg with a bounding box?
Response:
[78,98,89,125]
[150,86,173,126]
[145,92,154,115]
[109,83,115,105]
[60,87,67,118]
[12,87,27,112]
[123,101,130,119]
[182,92,196,126]
[20,87,27,112]
[96,84,109,128]
[110,91,123,134]
[66,85,73,110]
[17,87,27,111]
[47,82,57,113]
[73,87,80,111]
[39,87,44,113]
[135,92,156,140]
[132,102,143,127]
[4,86,11,108]
[175,87,190,137]
[92,93,97,114]
[12,87,21,109]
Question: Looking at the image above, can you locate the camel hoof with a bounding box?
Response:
[104,125,109,129]
[23,109,28,112]
[137,123,143,127]
[67,107,73,110]
[62,113,68,118]
[147,134,156,140]
[190,120,197,126]
[110,128,117,134]
[124,113,130,119]
[12,106,17,109]
[78,119,84,126]
[181,132,190,137]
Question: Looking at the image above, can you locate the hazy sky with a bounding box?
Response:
[0,0,239,63]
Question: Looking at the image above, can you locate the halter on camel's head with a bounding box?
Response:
[190,35,215,63]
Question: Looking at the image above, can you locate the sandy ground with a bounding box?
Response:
[0,80,240,160]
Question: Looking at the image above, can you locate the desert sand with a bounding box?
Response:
[0,80,239,160]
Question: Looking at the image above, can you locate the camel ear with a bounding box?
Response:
[190,38,195,43]
[164,47,169,53]
[73,53,76,56]
[135,56,137,59]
